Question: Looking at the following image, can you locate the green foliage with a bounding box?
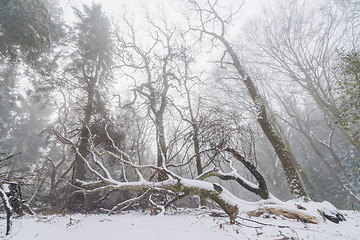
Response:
[334,50,360,124]
[0,0,61,65]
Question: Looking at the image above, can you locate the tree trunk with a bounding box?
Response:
[184,80,205,205]
[298,125,360,205]
[0,189,12,235]
[220,38,308,199]
[307,87,360,154]
[193,125,203,176]
[74,83,95,181]
[155,114,167,168]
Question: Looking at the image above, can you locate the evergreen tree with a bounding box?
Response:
[0,0,62,64]
[70,3,113,181]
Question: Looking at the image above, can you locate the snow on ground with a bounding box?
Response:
[2,208,360,240]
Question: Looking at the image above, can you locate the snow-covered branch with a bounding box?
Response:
[196,148,269,199]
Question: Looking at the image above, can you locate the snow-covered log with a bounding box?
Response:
[54,129,345,224]
[54,129,264,220]
[66,167,243,221]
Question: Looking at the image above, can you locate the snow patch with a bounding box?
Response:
[3,208,360,240]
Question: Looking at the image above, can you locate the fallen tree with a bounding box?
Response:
[52,125,345,224]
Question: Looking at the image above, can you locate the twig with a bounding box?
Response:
[0,153,21,162]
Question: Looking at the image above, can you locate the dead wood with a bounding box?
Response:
[247,208,318,224]
[318,209,345,223]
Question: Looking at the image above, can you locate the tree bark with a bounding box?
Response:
[74,81,95,181]
[187,0,308,199]
[155,114,167,167]
[185,82,203,176]
[219,38,308,199]
[0,189,12,235]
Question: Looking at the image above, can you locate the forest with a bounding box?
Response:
[0,0,359,239]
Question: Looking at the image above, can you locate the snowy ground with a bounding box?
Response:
[2,208,360,240]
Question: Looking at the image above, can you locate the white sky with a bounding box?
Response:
[58,0,271,72]
[57,0,276,101]
[60,0,270,26]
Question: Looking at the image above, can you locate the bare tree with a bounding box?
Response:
[161,44,207,182]
[274,93,360,205]
[29,89,70,205]
[185,0,308,198]
[247,0,360,154]
[114,14,178,169]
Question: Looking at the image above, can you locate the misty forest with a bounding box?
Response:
[0,0,359,239]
